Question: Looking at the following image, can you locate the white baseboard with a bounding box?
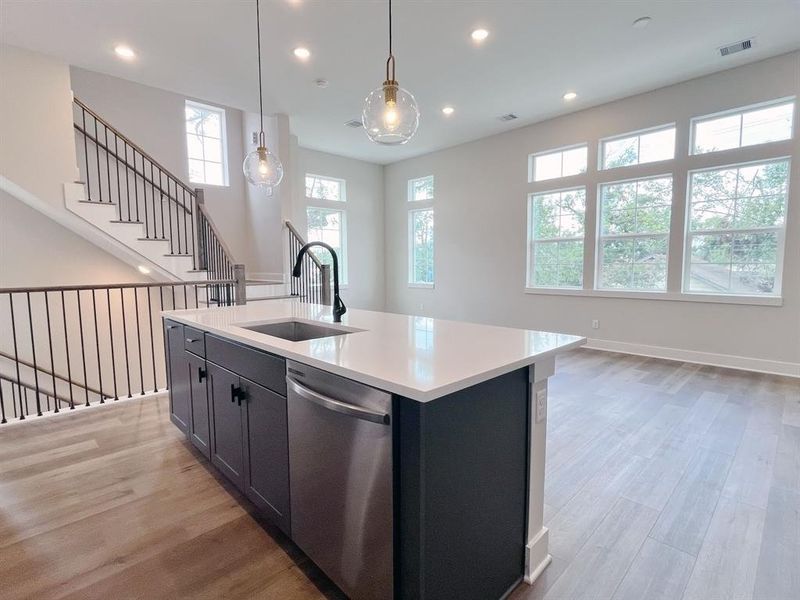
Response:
[248,271,285,283]
[585,338,800,378]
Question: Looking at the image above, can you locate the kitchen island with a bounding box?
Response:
[162,300,584,600]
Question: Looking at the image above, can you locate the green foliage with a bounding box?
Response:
[412,210,434,283]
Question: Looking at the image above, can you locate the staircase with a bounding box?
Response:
[68,97,290,300]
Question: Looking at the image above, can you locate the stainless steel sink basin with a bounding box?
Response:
[238,320,354,342]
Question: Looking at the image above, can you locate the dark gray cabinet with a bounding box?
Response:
[241,377,290,534]
[165,321,190,433]
[186,352,210,458]
[207,362,246,489]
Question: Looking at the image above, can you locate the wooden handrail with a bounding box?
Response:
[74,97,196,196]
[74,123,192,215]
[285,220,323,268]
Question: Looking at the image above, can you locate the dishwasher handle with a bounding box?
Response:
[287,376,390,425]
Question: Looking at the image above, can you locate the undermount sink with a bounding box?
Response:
[237,319,355,342]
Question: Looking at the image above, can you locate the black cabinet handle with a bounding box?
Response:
[231,384,245,405]
[198,367,207,383]
[186,338,199,343]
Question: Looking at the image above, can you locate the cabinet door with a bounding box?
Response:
[241,378,291,535]
[165,321,190,433]
[207,363,245,489]
[186,352,211,458]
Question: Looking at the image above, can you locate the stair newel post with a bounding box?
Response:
[234,264,247,306]
[320,264,332,306]
[194,188,208,272]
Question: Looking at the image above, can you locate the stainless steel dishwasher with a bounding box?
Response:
[286,360,393,600]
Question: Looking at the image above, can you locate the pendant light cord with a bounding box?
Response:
[385,0,395,81]
[388,0,393,57]
[256,0,264,141]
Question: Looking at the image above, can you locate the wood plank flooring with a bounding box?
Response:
[0,348,797,600]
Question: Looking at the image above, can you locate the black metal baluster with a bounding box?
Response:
[9,294,24,419]
[142,151,150,238]
[123,140,131,221]
[82,107,91,201]
[147,287,157,392]
[61,290,74,410]
[25,292,42,416]
[119,288,131,398]
[133,287,144,395]
[0,377,6,424]
[91,290,104,404]
[44,292,58,413]
[166,173,174,253]
[94,115,103,203]
[133,149,140,223]
[106,289,118,401]
[76,291,89,406]
[159,169,166,240]
[114,133,122,218]
[104,125,112,205]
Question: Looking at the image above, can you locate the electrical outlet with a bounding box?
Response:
[592,319,600,329]
[535,388,547,423]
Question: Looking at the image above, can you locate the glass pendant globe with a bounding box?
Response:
[362,83,420,145]
[243,147,283,188]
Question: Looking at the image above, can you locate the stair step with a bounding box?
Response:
[137,237,170,242]
[246,280,284,286]
[78,199,115,205]
[109,220,144,225]
[247,295,297,302]
[164,253,192,257]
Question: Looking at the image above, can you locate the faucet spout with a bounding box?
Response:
[292,242,347,323]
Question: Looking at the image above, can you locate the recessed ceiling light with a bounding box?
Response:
[563,91,578,101]
[632,16,652,29]
[471,29,489,42]
[442,106,455,116]
[137,265,151,274]
[114,45,136,60]
[293,47,311,60]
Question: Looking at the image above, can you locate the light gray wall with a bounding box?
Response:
[69,67,254,269]
[294,146,385,311]
[384,52,800,371]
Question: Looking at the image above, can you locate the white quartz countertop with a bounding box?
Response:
[162,300,585,402]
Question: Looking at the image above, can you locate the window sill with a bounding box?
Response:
[524,287,783,306]
[408,282,435,289]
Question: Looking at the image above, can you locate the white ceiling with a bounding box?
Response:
[2,1,799,165]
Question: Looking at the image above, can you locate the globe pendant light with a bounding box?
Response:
[243,0,283,190]
[362,0,419,145]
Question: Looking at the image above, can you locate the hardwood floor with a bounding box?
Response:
[1,348,797,600]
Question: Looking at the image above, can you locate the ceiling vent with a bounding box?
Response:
[719,39,753,57]
[344,119,363,128]
[498,113,518,122]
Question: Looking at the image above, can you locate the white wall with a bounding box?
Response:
[293,146,385,311]
[69,67,254,269]
[0,45,78,204]
[384,52,800,373]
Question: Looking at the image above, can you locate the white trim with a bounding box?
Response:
[407,174,434,203]
[690,96,796,156]
[599,122,677,171]
[524,286,782,306]
[529,143,589,183]
[184,99,229,187]
[408,282,434,289]
[585,338,799,378]
[305,205,348,285]
[305,173,346,202]
[408,207,435,286]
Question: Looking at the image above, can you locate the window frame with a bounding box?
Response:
[526,185,587,290]
[184,100,229,187]
[689,97,796,156]
[598,123,677,171]
[408,175,435,202]
[528,143,589,183]
[681,156,791,298]
[305,173,347,202]
[305,205,348,285]
[408,207,435,288]
[594,173,674,293]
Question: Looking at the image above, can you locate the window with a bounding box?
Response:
[409,209,434,286]
[306,174,345,202]
[306,207,347,283]
[691,99,795,155]
[530,145,587,182]
[600,125,676,170]
[185,101,228,186]
[527,188,586,288]
[408,175,434,286]
[597,176,673,291]
[684,159,790,296]
[409,175,434,201]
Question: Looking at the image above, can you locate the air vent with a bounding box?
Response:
[344,119,363,128]
[719,39,753,57]
[498,113,518,122]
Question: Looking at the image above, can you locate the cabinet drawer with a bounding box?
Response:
[184,326,206,357]
[205,334,286,397]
